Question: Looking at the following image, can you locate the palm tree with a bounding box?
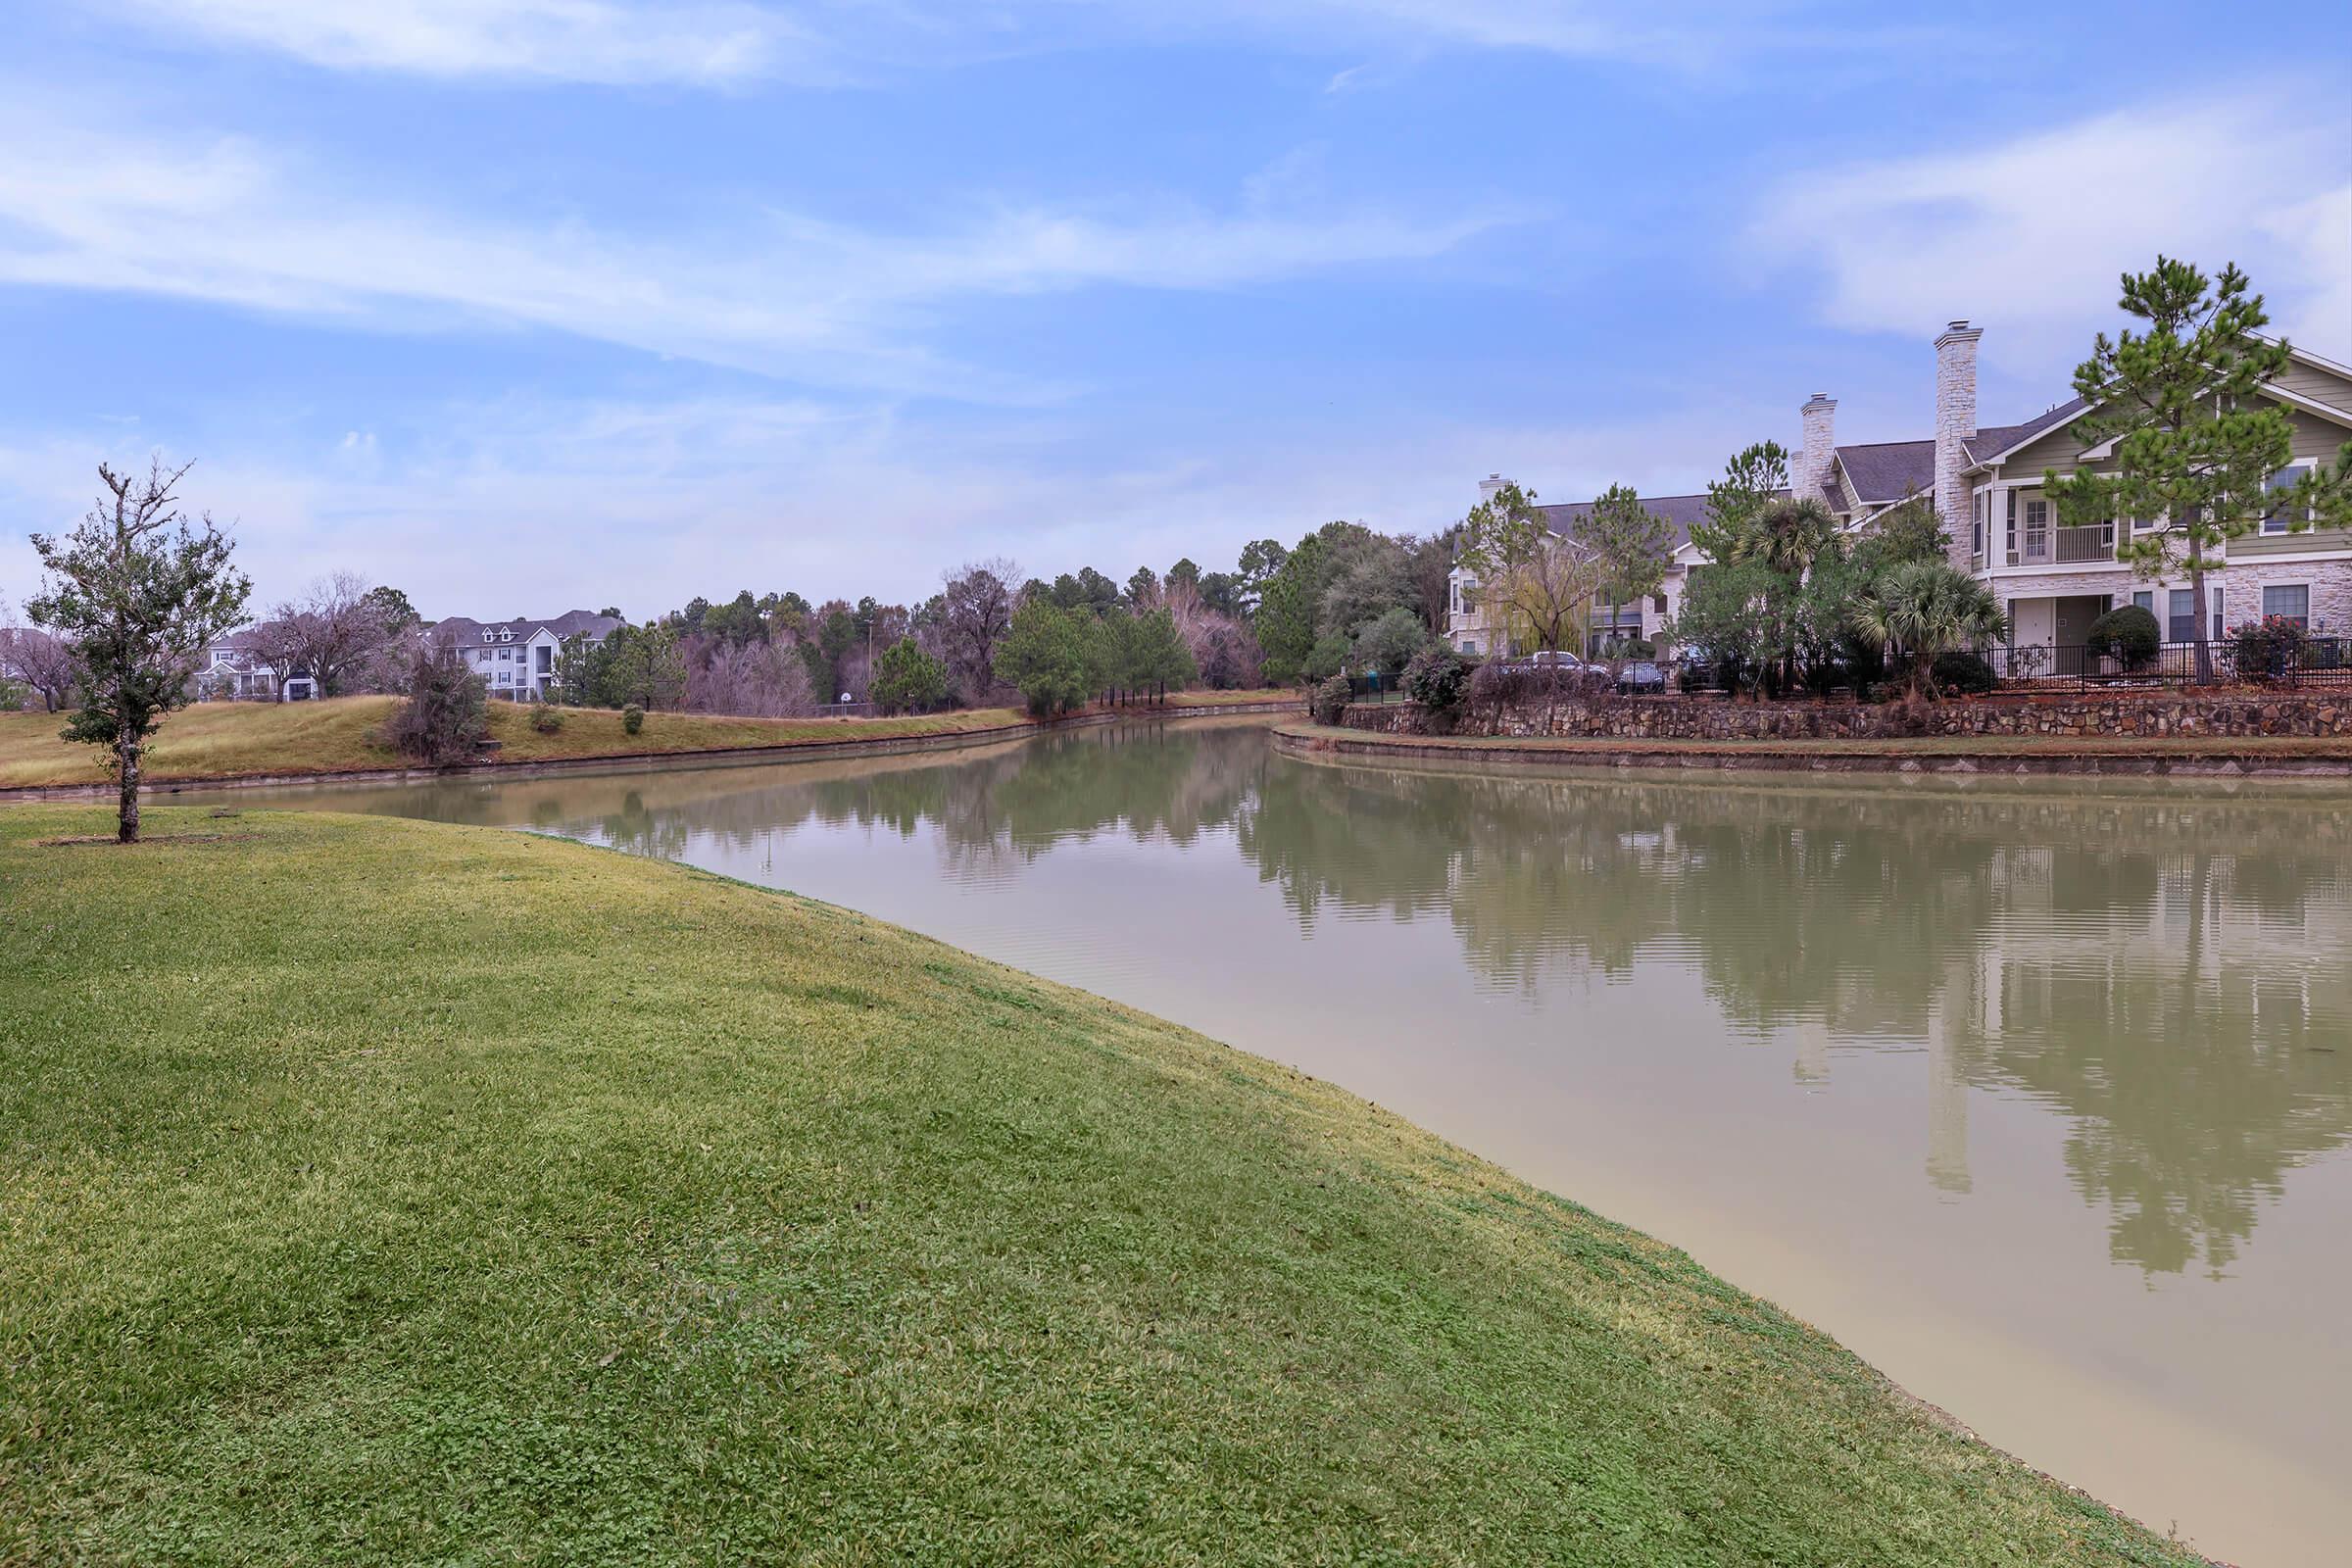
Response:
[1849,560,2008,701]
[1733,497,1842,578]
[1728,497,1841,694]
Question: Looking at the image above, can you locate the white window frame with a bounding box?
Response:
[2262,583,2311,626]
[2261,463,2315,534]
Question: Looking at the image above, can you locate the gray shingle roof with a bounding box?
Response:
[430,610,622,645]
[1963,397,2087,466]
[1829,397,2092,508]
[1832,440,1936,505]
[1538,488,1791,554]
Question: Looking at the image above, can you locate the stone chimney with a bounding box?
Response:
[1479,472,1508,510]
[1934,319,1982,567]
[1796,394,1837,507]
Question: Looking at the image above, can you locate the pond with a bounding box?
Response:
[185,714,2352,1565]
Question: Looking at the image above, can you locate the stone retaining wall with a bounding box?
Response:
[1343,691,2352,741]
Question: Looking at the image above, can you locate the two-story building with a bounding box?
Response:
[1448,319,2352,660]
[1796,321,2350,652]
[430,611,623,701]
[195,630,315,701]
[1445,483,1782,659]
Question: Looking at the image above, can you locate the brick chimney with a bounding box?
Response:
[1934,319,1982,568]
[1796,394,1837,507]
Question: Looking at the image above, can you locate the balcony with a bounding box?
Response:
[2015,523,2115,566]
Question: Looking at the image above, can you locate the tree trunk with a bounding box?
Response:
[2187,532,2213,685]
[117,734,141,844]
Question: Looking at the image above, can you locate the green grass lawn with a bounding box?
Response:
[0,807,2200,1566]
[0,691,1299,790]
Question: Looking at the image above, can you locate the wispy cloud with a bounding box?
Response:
[103,0,1946,86]
[1756,87,2352,368]
[0,385,1767,617]
[104,0,808,86]
[0,100,1508,397]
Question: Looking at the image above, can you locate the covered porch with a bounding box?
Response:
[2003,593,2111,677]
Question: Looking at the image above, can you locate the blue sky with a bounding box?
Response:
[2,1,2346,618]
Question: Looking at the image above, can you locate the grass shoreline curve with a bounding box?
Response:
[0,692,1299,792]
[0,806,2208,1565]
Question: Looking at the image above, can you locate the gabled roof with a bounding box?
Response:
[1832,440,1936,505]
[1538,489,1790,555]
[431,610,622,645]
[1962,397,2089,469]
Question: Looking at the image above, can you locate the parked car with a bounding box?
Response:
[1501,650,1588,672]
[1612,660,1666,694]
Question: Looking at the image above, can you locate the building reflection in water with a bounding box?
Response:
[232,721,2352,1280]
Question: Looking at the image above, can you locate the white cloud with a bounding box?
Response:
[1758,89,2352,371]
[107,0,803,86]
[104,0,1943,85]
[0,387,1767,620]
[0,101,1505,398]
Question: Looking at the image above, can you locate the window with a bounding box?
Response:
[2262,464,2315,533]
[2168,588,2197,644]
[2213,587,2225,641]
[497,648,512,662]
[2024,497,2049,558]
[2132,590,2153,614]
[1461,638,1479,656]
[2263,584,2310,626]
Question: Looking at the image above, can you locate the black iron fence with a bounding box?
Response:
[1989,638,2351,692]
[1344,674,1410,705]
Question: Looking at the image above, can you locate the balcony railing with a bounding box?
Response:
[2014,523,2115,565]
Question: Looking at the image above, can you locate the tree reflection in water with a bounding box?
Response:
[225,723,2352,1277]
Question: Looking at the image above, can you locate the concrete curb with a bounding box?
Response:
[1271,723,2352,779]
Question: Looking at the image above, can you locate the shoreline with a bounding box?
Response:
[0,699,1303,802]
[1274,721,2352,778]
[0,803,2217,1565]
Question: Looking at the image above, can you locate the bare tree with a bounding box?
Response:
[684,636,814,717]
[27,459,251,842]
[937,559,1019,706]
[1,618,79,712]
[245,569,408,697]
[1489,538,1605,734]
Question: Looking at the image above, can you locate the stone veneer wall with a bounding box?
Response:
[1342,691,2352,741]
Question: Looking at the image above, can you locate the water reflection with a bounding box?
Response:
[193,720,2352,1559]
[249,723,2352,1282]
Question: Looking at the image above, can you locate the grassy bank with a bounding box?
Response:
[0,807,2197,1565]
[0,691,1298,790]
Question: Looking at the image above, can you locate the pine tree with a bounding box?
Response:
[2045,258,2352,679]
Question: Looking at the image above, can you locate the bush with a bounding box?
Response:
[1929,650,1996,696]
[385,644,489,766]
[1301,631,1352,683]
[529,701,564,734]
[1402,644,1470,713]
[2229,614,2310,683]
[2083,604,2160,671]
[621,704,645,735]
[1310,674,1352,726]
[1352,607,1431,684]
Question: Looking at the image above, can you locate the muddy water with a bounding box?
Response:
[191,717,2352,1565]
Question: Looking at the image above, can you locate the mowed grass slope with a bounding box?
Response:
[0,808,2199,1566]
[0,692,1291,790]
